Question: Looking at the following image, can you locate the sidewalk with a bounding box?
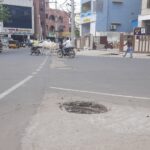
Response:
[76,49,150,59]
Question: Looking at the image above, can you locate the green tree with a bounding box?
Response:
[0,4,10,22]
[75,28,80,38]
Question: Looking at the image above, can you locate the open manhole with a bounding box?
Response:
[59,101,108,114]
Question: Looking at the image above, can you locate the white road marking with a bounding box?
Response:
[32,72,38,75]
[0,76,33,100]
[0,56,48,100]
[36,68,41,72]
[50,86,150,100]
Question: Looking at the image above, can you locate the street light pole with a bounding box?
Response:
[71,0,75,46]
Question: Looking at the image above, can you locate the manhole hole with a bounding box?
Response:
[59,101,108,114]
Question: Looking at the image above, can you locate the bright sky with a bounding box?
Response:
[49,0,80,13]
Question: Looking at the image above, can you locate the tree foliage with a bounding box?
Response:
[75,28,80,38]
[0,4,10,22]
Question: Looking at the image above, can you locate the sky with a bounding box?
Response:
[49,0,80,13]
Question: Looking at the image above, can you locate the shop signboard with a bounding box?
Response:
[134,27,146,35]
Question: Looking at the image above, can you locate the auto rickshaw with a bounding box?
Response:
[8,40,20,49]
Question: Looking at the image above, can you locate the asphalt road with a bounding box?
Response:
[0,48,150,150]
[0,48,51,150]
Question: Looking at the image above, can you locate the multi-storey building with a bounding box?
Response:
[96,0,141,33]
[45,7,70,42]
[79,0,141,49]
[1,0,34,41]
[138,0,150,34]
[80,0,141,36]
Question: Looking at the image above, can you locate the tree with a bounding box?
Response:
[0,4,10,22]
[75,28,80,38]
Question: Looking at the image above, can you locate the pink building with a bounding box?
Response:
[45,8,70,41]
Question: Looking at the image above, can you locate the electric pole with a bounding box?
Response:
[71,0,75,46]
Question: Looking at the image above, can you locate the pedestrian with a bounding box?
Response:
[123,36,133,58]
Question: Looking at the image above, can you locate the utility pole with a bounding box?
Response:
[71,0,75,46]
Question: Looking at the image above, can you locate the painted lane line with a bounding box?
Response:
[36,69,41,72]
[37,57,48,71]
[0,56,49,100]
[50,87,150,100]
[32,72,38,75]
[0,76,33,100]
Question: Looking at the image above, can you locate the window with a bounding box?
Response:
[49,15,55,21]
[82,2,91,13]
[49,26,55,32]
[3,5,32,29]
[58,16,63,23]
[147,0,150,8]
[58,25,64,32]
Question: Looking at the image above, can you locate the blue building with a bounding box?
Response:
[96,0,141,32]
[80,0,141,36]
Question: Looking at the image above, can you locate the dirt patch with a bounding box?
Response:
[104,53,119,56]
[59,101,108,114]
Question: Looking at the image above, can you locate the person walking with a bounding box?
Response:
[123,36,133,58]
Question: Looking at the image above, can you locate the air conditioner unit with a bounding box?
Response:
[110,25,117,30]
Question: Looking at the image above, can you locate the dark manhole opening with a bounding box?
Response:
[59,101,108,114]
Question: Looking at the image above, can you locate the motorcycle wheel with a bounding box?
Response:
[33,48,40,56]
[57,50,63,58]
[69,50,75,58]
[30,50,33,55]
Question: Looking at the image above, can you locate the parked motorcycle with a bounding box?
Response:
[104,42,113,49]
[57,45,75,58]
[30,46,41,55]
